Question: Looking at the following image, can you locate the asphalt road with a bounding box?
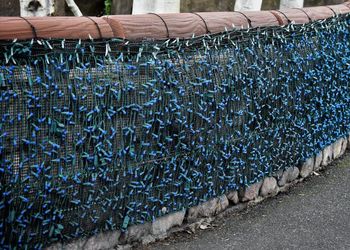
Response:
[148,151,350,250]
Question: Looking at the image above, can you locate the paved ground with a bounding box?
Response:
[147,151,350,250]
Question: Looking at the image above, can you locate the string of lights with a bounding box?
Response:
[0,13,349,249]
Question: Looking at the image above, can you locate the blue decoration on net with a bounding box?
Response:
[0,14,350,249]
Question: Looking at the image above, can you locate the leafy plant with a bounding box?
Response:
[105,0,112,15]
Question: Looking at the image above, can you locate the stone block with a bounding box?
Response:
[47,239,87,250]
[300,157,314,178]
[46,243,60,250]
[314,151,323,171]
[47,242,64,250]
[140,235,156,245]
[226,191,239,205]
[341,137,347,156]
[321,145,333,166]
[278,167,299,187]
[272,169,284,180]
[85,230,121,250]
[187,195,229,222]
[124,222,152,244]
[152,210,185,237]
[260,177,278,197]
[238,181,263,202]
[218,195,229,212]
[333,138,344,159]
[115,245,132,250]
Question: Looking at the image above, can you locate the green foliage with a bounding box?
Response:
[105,0,112,15]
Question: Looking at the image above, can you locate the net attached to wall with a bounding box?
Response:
[0,14,350,249]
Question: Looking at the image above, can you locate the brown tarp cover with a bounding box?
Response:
[0,16,114,40]
[104,4,350,40]
[0,2,349,41]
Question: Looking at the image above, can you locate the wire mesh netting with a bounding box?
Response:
[0,14,350,249]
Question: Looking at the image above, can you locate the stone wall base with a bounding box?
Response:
[47,135,350,250]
